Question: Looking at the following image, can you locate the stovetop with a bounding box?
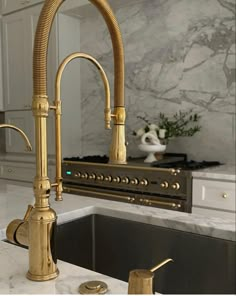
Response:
[63,153,222,171]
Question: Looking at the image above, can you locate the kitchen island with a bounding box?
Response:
[0,180,235,294]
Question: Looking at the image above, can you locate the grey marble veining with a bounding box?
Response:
[79,0,235,163]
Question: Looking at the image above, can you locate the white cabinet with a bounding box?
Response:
[192,178,236,220]
[1,0,43,15]
[2,4,47,110]
[4,111,35,153]
[1,2,82,182]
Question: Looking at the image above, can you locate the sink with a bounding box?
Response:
[57,214,236,294]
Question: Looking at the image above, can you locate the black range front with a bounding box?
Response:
[62,161,192,213]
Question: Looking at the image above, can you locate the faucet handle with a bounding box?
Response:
[23,205,34,221]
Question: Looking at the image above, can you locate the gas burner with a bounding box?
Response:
[151,160,222,170]
[64,155,109,163]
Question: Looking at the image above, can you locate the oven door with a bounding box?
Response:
[63,183,188,212]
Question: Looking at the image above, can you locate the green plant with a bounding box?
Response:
[133,109,201,140]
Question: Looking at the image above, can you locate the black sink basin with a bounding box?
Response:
[57,214,236,294]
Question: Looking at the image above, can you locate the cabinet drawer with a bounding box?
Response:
[0,162,55,183]
[2,0,43,15]
[1,163,35,182]
[193,179,235,212]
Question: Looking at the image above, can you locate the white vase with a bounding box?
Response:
[138,143,166,163]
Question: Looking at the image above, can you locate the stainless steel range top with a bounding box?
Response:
[62,154,194,212]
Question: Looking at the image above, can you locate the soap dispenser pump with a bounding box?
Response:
[128,258,173,294]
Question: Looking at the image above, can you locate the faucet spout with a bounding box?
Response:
[51,52,112,201]
[0,124,32,151]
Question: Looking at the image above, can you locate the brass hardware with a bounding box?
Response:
[128,197,135,203]
[97,174,104,181]
[7,0,126,281]
[140,179,148,186]
[130,178,139,185]
[75,172,81,177]
[104,175,112,182]
[172,182,180,190]
[112,176,121,183]
[109,106,127,164]
[0,124,32,152]
[6,205,33,246]
[150,258,174,273]
[140,198,151,206]
[222,193,227,199]
[89,173,96,180]
[160,181,169,189]
[128,259,173,294]
[81,173,88,179]
[63,186,133,202]
[79,280,108,294]
[171,169,181,176]
[139,198,182,209]
[122,177,130,184]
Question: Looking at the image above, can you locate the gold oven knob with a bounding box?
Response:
[88,173,96,180]
[113,176,121,183]
[172,183,180,190]
[160,181,169,189]
[130,178,139,185]
[74,172,81,177]
[81,173,88,179]
[121,177,130,184]
[104,175,112,182]
[97,174,104,181]
[140,179,148,186]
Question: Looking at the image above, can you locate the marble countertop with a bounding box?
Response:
[0,241,127,294]
[0,180,235,294]
[192,164,236,181]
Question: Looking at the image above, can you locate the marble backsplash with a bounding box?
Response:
[0,112,5,153]
[79,0,235,163]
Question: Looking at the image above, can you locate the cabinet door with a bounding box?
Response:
[193,179,236,212]
[5,111,35,153]
[2,11,29,110]
[1,0,43,15]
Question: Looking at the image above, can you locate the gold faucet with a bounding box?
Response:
[6,0,126,282]
[0,124,32,151]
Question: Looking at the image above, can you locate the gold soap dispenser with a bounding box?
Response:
[128,258,173,294]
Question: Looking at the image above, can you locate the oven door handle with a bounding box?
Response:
[63,186,136,203]
[139,198,182,209]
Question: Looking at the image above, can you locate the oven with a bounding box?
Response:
[62,156,193,213]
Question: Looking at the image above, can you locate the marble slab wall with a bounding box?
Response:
[80,0,235,163]
[0,112,5,153]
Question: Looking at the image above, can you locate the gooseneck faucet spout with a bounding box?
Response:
[7,0,126,282]
[0,124,32,151]
[52,52,112,201]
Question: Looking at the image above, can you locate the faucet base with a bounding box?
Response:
[26,269,59,281]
